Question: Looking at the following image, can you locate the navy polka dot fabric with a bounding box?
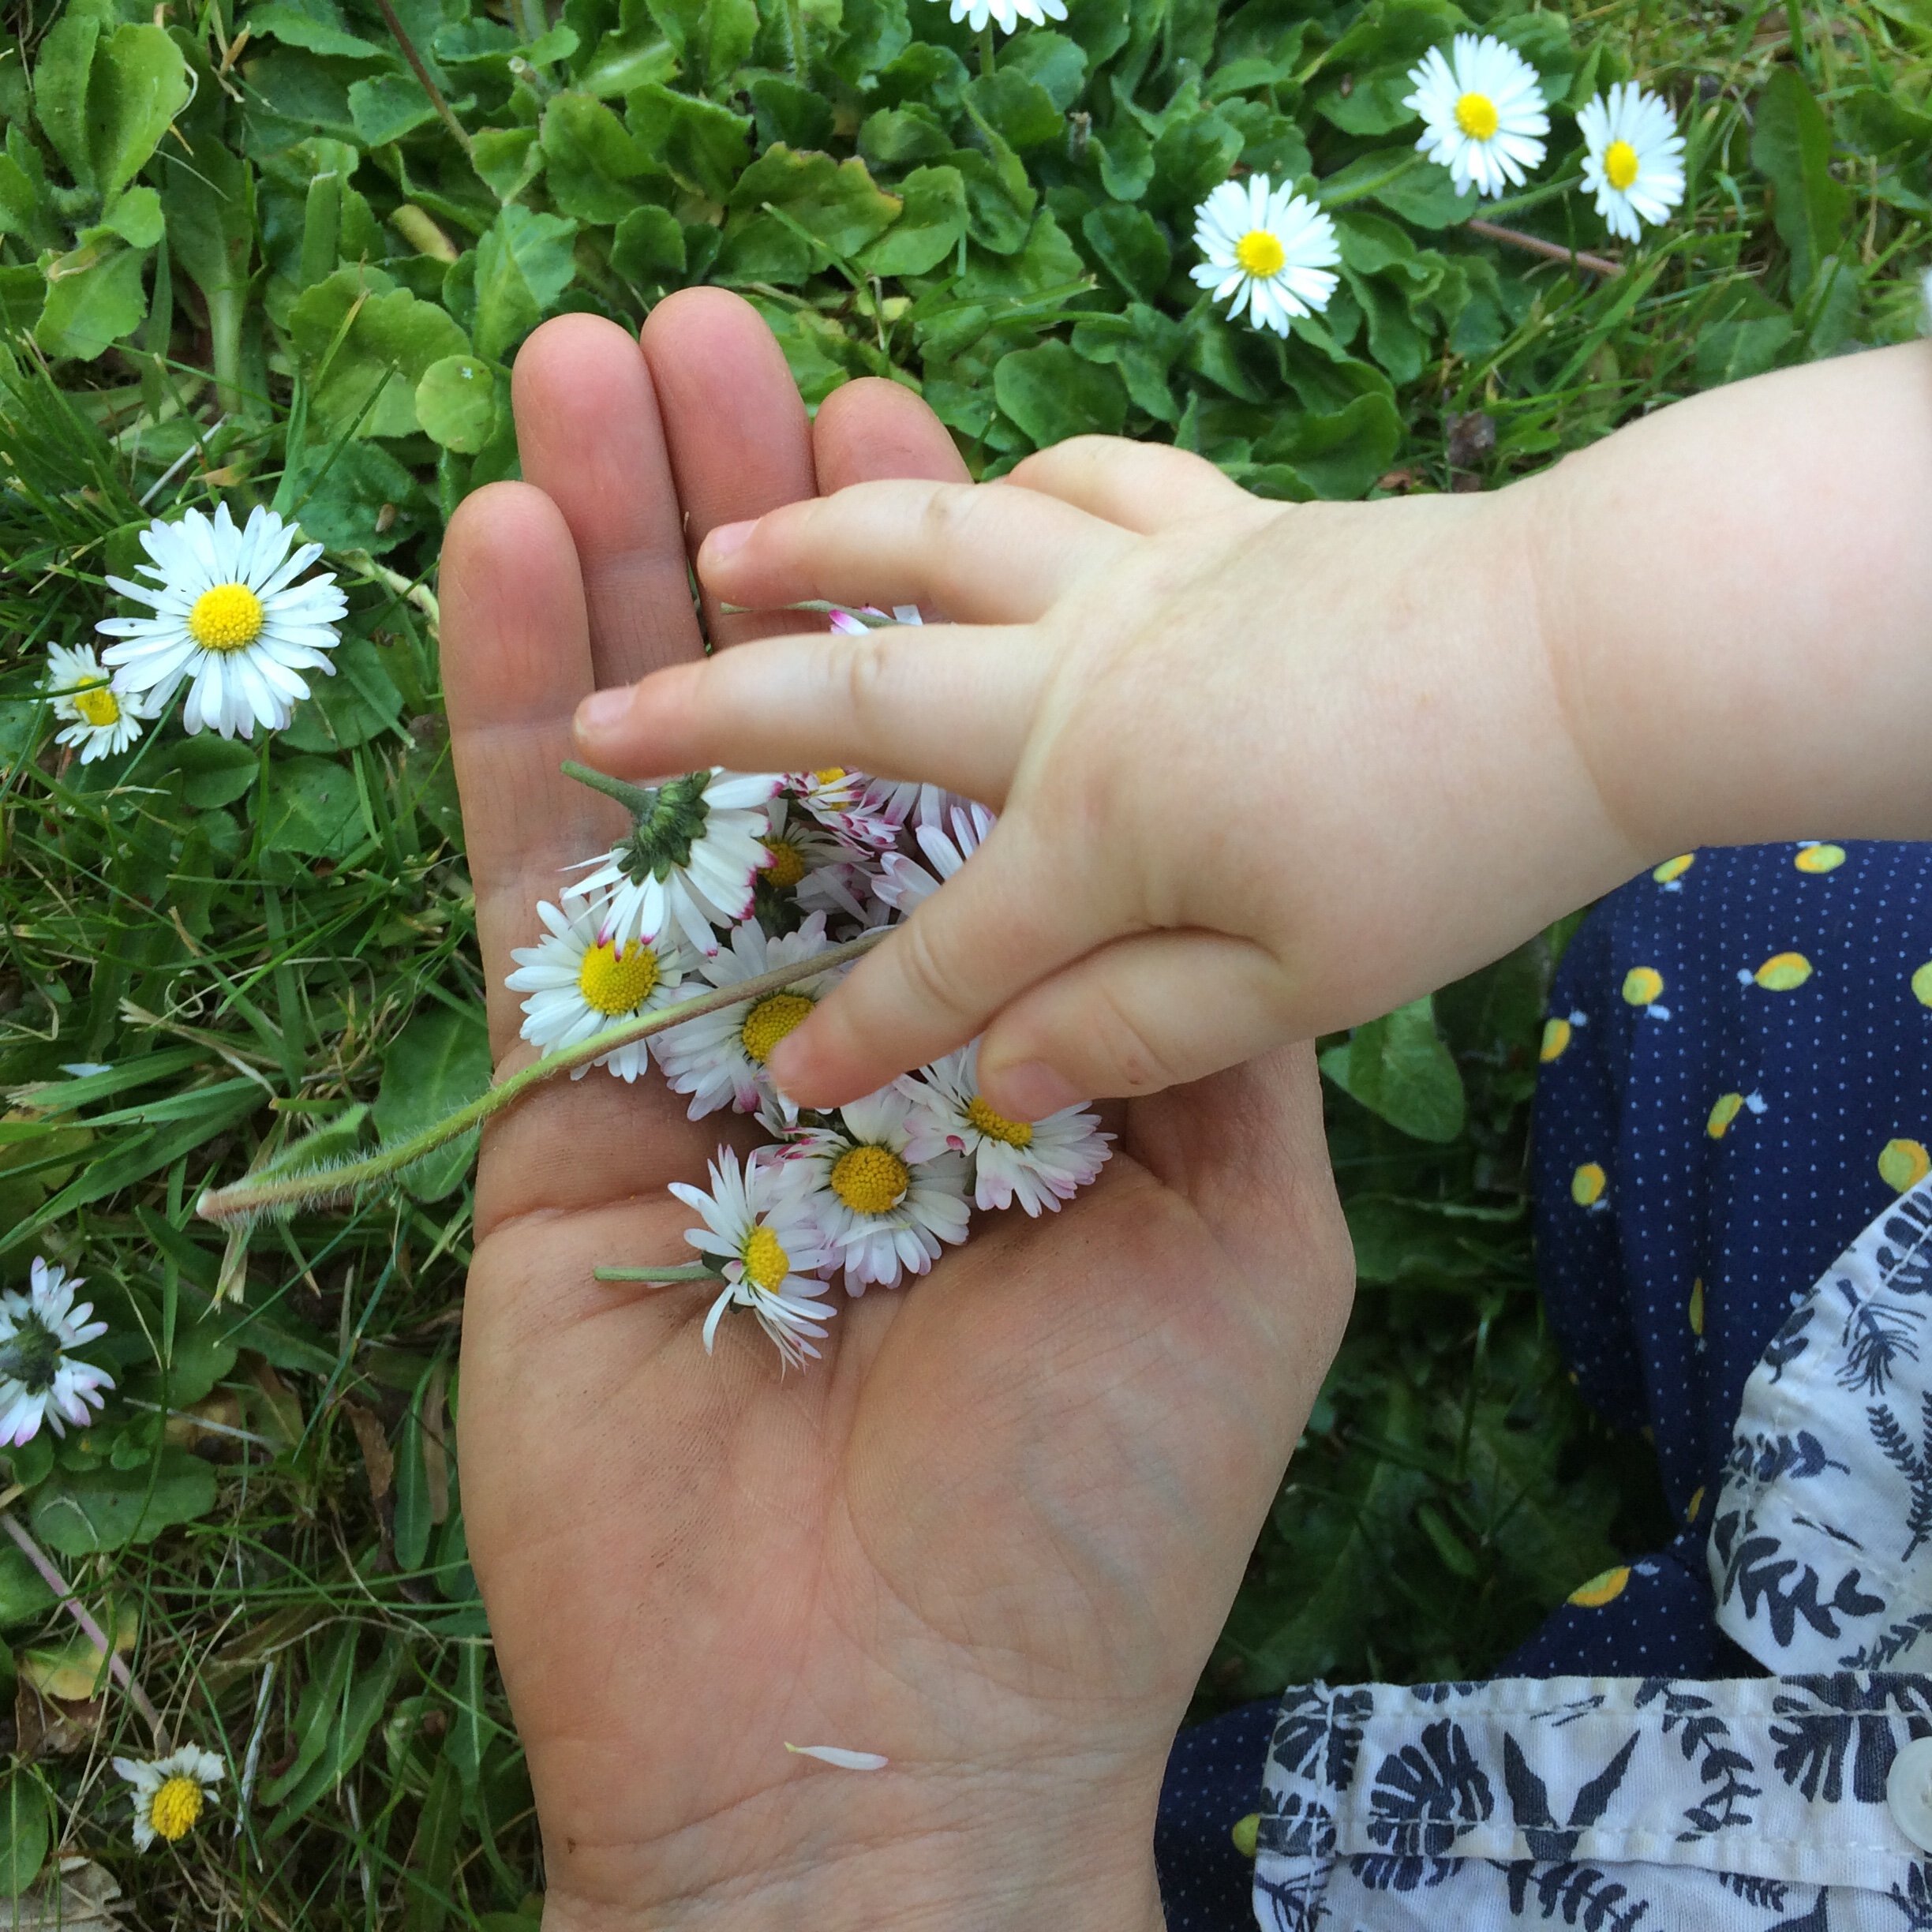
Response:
[1152,842,1932,1930]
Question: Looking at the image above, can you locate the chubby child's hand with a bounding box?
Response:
[568,433,1639,1117]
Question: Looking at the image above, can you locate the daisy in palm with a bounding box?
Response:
[0,1258,113,1447]
[877,799,996,915]
[1404,34,1548,199]
[566,768,777,957]
[784,1088,970,1294]
[96,503,346,739]
[505,899,687,1081]
[906,1042,1111,1216]
[756,796,876,915]
[42,642,147,762]
[1578,83,1686,242]
[668,1148,839,1370]
[1191,176,1341,335]
[113,1744,223,1850]
[654,913,845,1123]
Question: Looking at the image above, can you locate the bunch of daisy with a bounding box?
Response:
[509,613,1111,1372]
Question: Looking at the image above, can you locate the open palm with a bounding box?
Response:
[443,293,1354,1931]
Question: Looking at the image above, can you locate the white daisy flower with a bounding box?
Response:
[784,1088,971,1294]
[504,899,687,1082]
[654,913,844,1123]
[42,642,147,762]
[905,1042,1111,1216]
[113,1744,223,1850]
[758,797,873,903]
[95,503,347,739]
[668,1148,838,1371]
[1578,83,1686,242]
[940,0,1065,36]
[1403,34,1548,200]
[567,769,778,958]
[877,799,996,915]
[1189,176,1341,335]
[0,1258,113,1447]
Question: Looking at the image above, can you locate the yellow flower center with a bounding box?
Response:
[1604,139,1640,190]
[741,1224,791,1293]
[1455,91,1500,140]
[186,582,265,652]
[966,1094,1033,1148]
[740,990,814,1064]
[576,940,659,1016]
[811,768,847,786]
[148,1774,204,1842]
[830,1144,909,1216]
[761,836,809,890]
[1234,229,1286,278]
[72,683,122,727]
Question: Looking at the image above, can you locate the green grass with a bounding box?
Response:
[2,0,1930,1919]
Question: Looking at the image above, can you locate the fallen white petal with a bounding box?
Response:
[784,1743,888,1771]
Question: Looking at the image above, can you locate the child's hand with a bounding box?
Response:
[571,436,1638,1116]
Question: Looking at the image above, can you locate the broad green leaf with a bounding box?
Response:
[166,736,259,809]
[1080,203,1170,304]
[1695,312,1795,387]
[1148,110,1243,216]
[994,339,1126,446]
[611,203,687,284]
[646,0,758,91]
[627,81,751,201]
[1002,28,1088,109]
[285,436,427,560]
[290,268,470,437]
[0,1551,54,1630]
[32,13,103,193]
[33,242,149,360]
[348,72,446,147]
[263,1632,405,1837]
[1752,66,1852,295]
[0,1776,49,1899]
[470,127,545,204]
[729,146,902,259]
[29,1447,218,1556]
[749,75,834,152]
[541,92,661,224]
[414,354,501,453]
[99,185,163,247]
[966,70,1063,150]
[90,24,193,201]
[280,633,406,750]
[859,104,952,169]
[473,205,578,361]
[375,1005,492,1200]
[1320,995,1466,1143]
[859,164,966,278]
[947,145,1035,253]
[260,754,369,859]
[246,2,389,60]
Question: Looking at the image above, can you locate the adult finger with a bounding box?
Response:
[813,375,971,492]
[1006,436,1262,534]
[638,289,821,650]
[572,620,1039,803]
[975,929,1290,1118]
[766,818,1113,1108]
[511,314,704,690]
[696,477,1130,626]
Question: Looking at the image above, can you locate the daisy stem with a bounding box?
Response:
[593,1264,719,1283]
[0,1511,165,1744]
[195,929,889,1225]
[1465,219,1623,279]
[558,759,664,819]
[979,23,995,76]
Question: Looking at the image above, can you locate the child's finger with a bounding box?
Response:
[1006,437,1260,534]
[572,622,1043,803]
[766,820,1108,1109]
[695,477,1131,624]
[973,930,1290,1116]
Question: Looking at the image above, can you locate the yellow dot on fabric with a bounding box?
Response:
[1622,967,1664,1008]
[1603,139,1640,190]
[73,683,122,726]
[741,1225,790,1293]
[1569,1566,1631,1608]
[1752,952,1813,990]
[1540,1017,1573,1063]
[148,1775,204,1842]
[830,1144,910,1215]
[1234,228,1287,278]
[760,836,808,889]
[186,582,265,651]
[966,1094,1033,1148]
[1795,843,1846,874]
[1455,90,1500,139]
[576,940,659,1015]
[1707,1093,1746,1140]
[1686,1485,1705,1524]
[1231,1814,1260,1859]
[1688,1277,1705,1336]
[1881,1138,1932,1193]
[1912,963,1932,1009]
[739,990,814,1065]
[1653,854,1695,885]
[1571,1163,1607,1207]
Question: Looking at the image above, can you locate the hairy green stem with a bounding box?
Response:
[197,929,886,1224]
[560,758,661,817]
[594,1264,718,1283]
[979,22,996,76]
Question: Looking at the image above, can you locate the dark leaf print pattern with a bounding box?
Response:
[1763,1301,1817,1382]
[1768,1674,1928,1803]
[1355,1719,1495,1891]
[1717,1534,1884,1650]
[1869,1391,1932,1563]
[1717,1871,1790,1911]
[1846,1608,1932,1668]
[1633,1679,1761,1839]
[1765,1890,1831,1932]
[1498,1858,1649,1930]
[1840,1300,1926,1398]
[1887,1862,1932,1930]
[1500,1732,1640,1862]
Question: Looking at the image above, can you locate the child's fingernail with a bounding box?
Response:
[988,1061,1080,1121]
[575,687,631,737]
[702,519,755,567]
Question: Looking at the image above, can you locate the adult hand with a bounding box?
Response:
[442,290,1355,1932]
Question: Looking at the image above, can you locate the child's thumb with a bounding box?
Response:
[976,931,1290,1117]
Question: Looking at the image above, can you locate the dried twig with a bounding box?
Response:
[1466,218,1623,278]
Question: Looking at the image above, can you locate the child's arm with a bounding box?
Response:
[571,340,1932,1120]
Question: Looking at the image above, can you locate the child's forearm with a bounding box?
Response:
[1527,341,1932,862]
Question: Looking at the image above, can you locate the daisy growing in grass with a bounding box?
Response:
[42,642,147,762]
[0,1259,113,1447]
[505,898,687,1081]
[1190,176,1341,335]
[938,0,1065,34]
[113,1745,223,1850]
[1404,34,1549,199]
[1578,83,1687,242]
[96,503,346,739]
